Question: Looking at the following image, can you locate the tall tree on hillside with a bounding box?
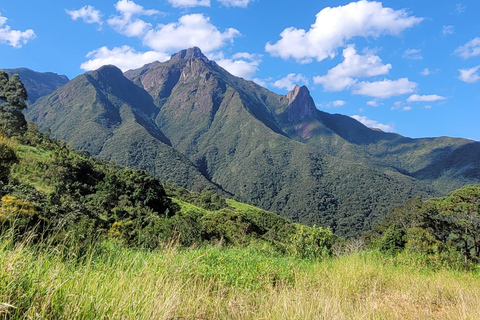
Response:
[0,71,28,137]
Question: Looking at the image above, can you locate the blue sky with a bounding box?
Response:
[1,0,479,141]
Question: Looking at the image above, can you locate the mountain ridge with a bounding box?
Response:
[9,47,480,236]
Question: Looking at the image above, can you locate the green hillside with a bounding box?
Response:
[4,68,68,104]
[15,48,480,236]
[1,124,333,255]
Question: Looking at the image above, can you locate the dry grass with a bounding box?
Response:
[1,237,480,320]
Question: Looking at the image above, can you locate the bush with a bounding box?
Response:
[288,224,333,260]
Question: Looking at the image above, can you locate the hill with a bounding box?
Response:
[3,68,69,104]
[19,47,480,236]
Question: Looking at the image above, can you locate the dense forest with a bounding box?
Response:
[2,70,480,319]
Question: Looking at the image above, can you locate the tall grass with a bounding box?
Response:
[1,234,480,319]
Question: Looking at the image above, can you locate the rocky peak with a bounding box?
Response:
[89,65,124,80]
[285,85,317,122]
[170,47,208,62]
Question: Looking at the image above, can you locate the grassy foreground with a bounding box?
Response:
[1,237,480,320]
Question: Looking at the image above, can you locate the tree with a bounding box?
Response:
[431,185,480,263]
[0,71,28,137]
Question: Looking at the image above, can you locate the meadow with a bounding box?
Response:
[1,233,480,320]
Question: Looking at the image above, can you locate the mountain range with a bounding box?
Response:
[4,47,480,237]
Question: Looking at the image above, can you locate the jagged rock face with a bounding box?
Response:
[23,47,480,237]
[170,47,207,62]
[285,85,317,122]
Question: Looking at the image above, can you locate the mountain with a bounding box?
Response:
[3,68,69,104]
[23,47,480,236]
[25,64,223,194]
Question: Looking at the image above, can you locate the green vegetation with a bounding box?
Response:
[0,127,332,254]
[25,49,480,237]
[2,72,480,319]
[372,185,480,266]
[0,71,28,137]
[2,235,480,319]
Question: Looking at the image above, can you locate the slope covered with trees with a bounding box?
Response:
[13,48,480,236]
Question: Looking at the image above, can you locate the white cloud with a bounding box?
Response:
[458,65,480,83]
[407,94,446,102]
[114,0,159,16]
[366,100,379,107]
[213,52,262,79]
[456,3,466,14]
[390,101,412,111]
[218,0,254,7]
[454,37,480,59]
[108,0,159,37]
[331,100,346,107]
[273,73,309,91]
[403,48,422,60]
[265,0,422,63]
[353,78,417,98]
[313,45,391,91]
[319,100,347,108]
[80,46,169,72]
[252,77,270,87]
[351,115,394,132]
[420,68,430,76]
[143,14,240,53]
[65,5,102,25]
[168,0,210,8]
[442,25,454,36]
[0,12,35,48]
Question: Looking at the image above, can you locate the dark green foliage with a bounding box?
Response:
[3,67,69,104]
[0,140,17,185]
[168,186,227,211]
[378,227,406,255]
[1,125,333,258]
[0,71,28,137]
[372,185,480,264]
[288,224,333,259]
[23,48,480,237]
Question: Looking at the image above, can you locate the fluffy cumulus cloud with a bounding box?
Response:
[407,94,446,102]
[143,14,240,53]
[0,12,36,48]
[218,0,254,7]
[458,65,480,83]
[353,78,417,98]
[272,73,309,91]
[213,52,262,79]
[265,0,422,63]
[108,0,159,37]
[454,37,480,59]
[313,46,391,91]
[167,0,210,8]
[350,115,394,132]
[65,5,102,25]
[80,46,169,71]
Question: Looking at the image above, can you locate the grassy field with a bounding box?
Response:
[1,235,480,320]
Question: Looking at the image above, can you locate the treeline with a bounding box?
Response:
[0,70,333,258]
[371,184,480,265]
[0,125,332,258]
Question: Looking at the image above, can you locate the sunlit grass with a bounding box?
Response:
[1,234,480,319]
[10,144,54,194]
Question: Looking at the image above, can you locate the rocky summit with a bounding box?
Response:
[16,47,480,236]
